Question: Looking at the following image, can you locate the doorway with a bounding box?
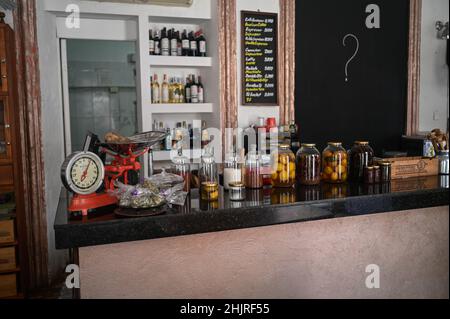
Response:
[60,39,138,154]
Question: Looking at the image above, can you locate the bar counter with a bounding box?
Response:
[54,176,449,249]
[54,175,449,299]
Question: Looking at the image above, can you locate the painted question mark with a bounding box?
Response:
[342,34,360,82]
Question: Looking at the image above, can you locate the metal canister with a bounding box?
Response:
[438,150,449,175]
[379,161,392,182]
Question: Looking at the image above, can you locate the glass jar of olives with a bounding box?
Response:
[271,144,296,188]
[199,147,219,202]
[321,142,348,184]
[296,144,321,185]
[349,141,374,182]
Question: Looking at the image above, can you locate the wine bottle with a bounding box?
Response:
[161,27,170,56]
[189,31,198,57]
[177,31,182,56]
[170,28,178,56]
[151,74,160,104]
[190,75,199,103]
[185,76,192,103]
[197,30,207,57]
[154,29,161,55]
[197,76,204,103]
[149,30,155,55]
[161,74,170,103]
[182,29,190,56]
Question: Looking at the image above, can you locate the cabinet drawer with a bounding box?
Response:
[0,165,13,186]
[0,219,14,244]
[0,247,15,271]
[0,273,17,298]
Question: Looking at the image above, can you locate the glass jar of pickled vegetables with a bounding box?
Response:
[296,144,321,185]
[322,142,348,184]
[244,144,263,189]
[349,141,374,182]
[271,144,296,188]
[199,147,219,202]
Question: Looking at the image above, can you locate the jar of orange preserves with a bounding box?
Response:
[271,144,296,188]
[321,142,348,184]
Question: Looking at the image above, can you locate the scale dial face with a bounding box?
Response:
[61,152,105,195]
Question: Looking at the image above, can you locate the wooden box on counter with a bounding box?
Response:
[376,157,439,180]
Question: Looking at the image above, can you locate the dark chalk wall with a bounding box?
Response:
[295,0,410,155]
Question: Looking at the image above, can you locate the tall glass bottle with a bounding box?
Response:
[161,74,169,103]
[161,27,170,56]
[154,29,161,55]
[199,147,219,202]
[245,144,263,189]
[151,74,160,104]
[149,29,155,55]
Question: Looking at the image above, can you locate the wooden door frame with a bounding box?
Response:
[406,0,422,136]
[12,0,49,290]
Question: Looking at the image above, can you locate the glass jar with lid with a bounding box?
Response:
[271,144,296,188]
[199,147,219,202]
[223,152,243,190]
[322,142,348,184]
[349,141,374,182]
[296,143,321,185]
[171,148,191,193]
[244,144,263,189]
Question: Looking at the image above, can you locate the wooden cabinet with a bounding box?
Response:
[0,13,25,299]
[0,96,12,164]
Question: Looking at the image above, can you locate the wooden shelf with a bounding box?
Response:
[149,56,212,67]
[0,241,18,248]
[0,267,20,275]
[150,103,213,114]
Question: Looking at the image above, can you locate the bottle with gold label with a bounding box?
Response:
[322,142,348,184]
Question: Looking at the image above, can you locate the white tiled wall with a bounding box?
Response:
[67,44,137,151]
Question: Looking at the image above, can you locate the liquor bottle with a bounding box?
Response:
[181,29,190,56]
[177,31,182,56]
[178,77,185,103]
[196,30,207,57]
[149,29,155,55]
[151,74,160,104]
[189,31,198,57]
[190,75,199,103]
[161,27,170,56]
[197,76,204,103]
[161,74,170,103]
[201,120,210,149]
[154,29,161,55]
[173,78,181,103]
[185,76,192,103]
[168,77,175,103]
[170,29,178,56]
[165,128,173,151]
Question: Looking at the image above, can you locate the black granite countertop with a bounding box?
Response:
[54,175,449,249]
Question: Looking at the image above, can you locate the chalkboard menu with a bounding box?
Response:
[241,11,278,106]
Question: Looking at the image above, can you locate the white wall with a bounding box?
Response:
[419,0,449,133]
[36,1,69,283]
[236,0,280,128]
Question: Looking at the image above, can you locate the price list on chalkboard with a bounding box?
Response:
[241,11,278,106]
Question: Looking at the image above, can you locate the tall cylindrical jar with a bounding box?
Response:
[296,144,321,185]
[322,142,348,184]
[271,144,296,188]
[171,149,191,193]
[349,141,374,182]
[199,148,219,202]
[223,153,243,190]
[244,144,263,189]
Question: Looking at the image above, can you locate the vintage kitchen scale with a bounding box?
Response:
[61,131,167,216]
